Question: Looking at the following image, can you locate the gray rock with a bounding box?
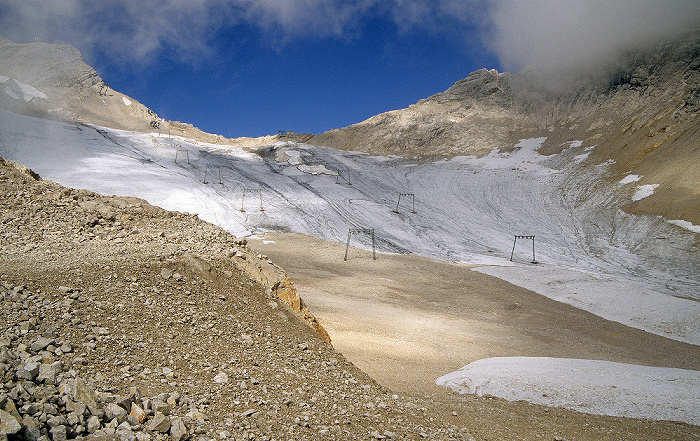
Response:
[30,337,53,353]
[150,399,170,416]
[0,409,21,434]
[169,416,188,441]
[16,361,40,380]
[49,425,67,441]
[72,378,98,408]
[105,403,128,424]
[23,424,42,441]
[135,432,151,441]
[146,412,170,433]
[46,415,67,427]
[37,363,59,384]
[66,412,80,426]
[86,415,101,433]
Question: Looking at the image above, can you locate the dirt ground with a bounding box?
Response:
[250,232,700,396]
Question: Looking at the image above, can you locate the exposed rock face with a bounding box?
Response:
[308,32,700,225]
[0,37,156,131]
[0,38,314,148]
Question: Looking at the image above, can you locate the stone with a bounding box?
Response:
[129,403,146,424]
[150,399,170,415]
[169,417,188,441]
[46,415,67,427]
[17,361,40,380]
[213,372,228,384]
[37,363,59,384]
[0,409,21,434]
[24,424,42,441]
[72,378,98,408]
[184,409,206,423]
[86,415,101,433]
[117,395,134,412]
[147,412,170,433]
[29,337,53,353]
[49,425,67,441]
[105,403,128,424]
[66,412,80,427]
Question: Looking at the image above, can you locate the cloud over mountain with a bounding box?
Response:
[1,0,698,79]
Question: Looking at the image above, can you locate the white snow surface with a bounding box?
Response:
[1,77,48,102]
[669,219,700,234]
[122,96,132,106]
[619,174,642,185]
[632,183,659,201]
[1,109,699,423]
[436,357,700,425]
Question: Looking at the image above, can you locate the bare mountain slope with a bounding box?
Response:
[0,38,312,147]
[308,32,700,225]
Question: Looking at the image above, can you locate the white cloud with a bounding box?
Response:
[489,0,700,77]
[1,0,698,79]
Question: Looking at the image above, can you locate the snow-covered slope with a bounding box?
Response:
[2,107,698,334]
[2,108,699,424]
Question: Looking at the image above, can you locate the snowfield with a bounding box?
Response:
[1,108,699,424]
[436,357,700,425]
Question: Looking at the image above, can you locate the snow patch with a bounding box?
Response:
[668,219,700,234]
[573,152,590,163]
[459,254,517,266]
[474,264,700,345]
[274,148,303,165]
[632,184,659,201]
[297,164,338,176]
[475,138,551,173]
[436,357,700,425]
[619,174,642,185]
[4,87,20,100]
[122,96,132,106]
[8,78,48,101]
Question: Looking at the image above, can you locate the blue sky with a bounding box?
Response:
[93,16,499,137]
[2,0,699,138]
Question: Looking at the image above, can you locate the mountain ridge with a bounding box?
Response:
[307,32,700,225]
[1,34,699,226]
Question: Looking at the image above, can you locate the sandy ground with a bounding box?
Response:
[250,232,700,396]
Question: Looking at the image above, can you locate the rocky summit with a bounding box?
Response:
[308,32,700,225]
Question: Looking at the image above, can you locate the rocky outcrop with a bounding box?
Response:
[226,240,331,344]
